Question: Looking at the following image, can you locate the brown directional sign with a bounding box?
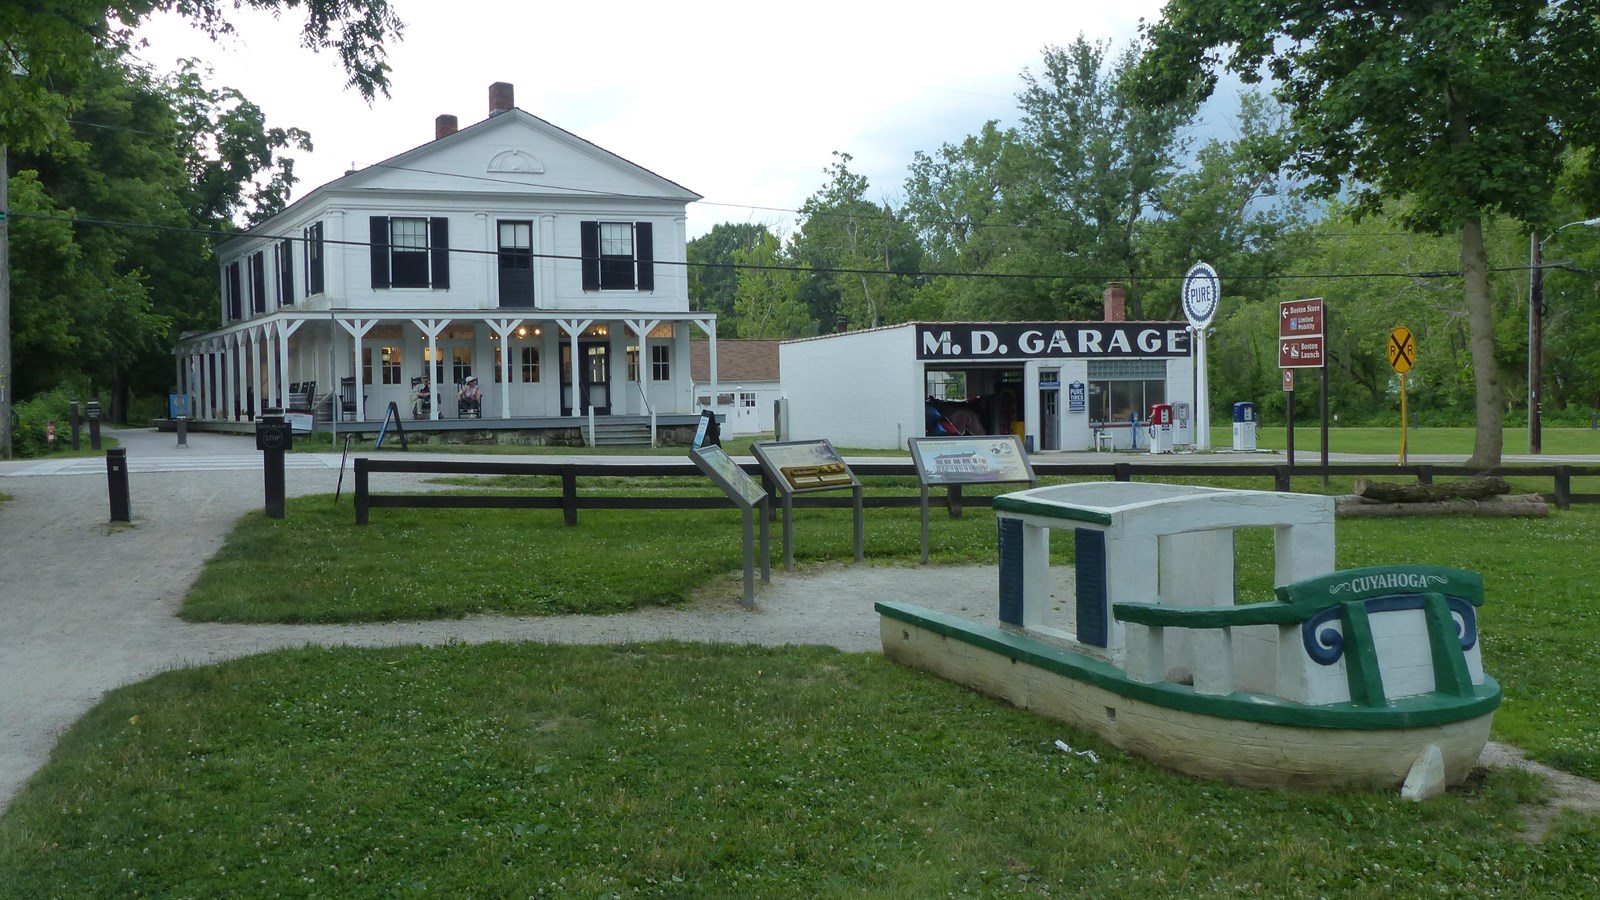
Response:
[1280,297,1324,338]
[1387,326,1417,374]
[1279,337,1325,368]
[1279,298,1325,368]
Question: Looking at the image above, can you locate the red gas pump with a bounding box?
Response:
[1148,403,1174,454]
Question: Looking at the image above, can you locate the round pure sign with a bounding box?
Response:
[1181,262,1220,330]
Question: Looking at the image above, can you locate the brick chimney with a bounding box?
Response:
[1102,282,1126,323]
[489,82,515,116]
[435,114,458,140]
[834,315,849,334]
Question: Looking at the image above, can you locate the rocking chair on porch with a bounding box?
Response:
[339,377,366,422]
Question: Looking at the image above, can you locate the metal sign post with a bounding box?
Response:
[691,444,769,607]
[908,435,1037,564]
[256,410,292,519]
[1182,262,1220,450]
[1280,298,1326,475]
[751,439,862,572]
[1387,326,1417,466]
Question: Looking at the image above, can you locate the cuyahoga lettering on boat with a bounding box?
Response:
[1328,572,1450,594]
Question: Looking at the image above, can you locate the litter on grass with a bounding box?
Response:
[1054,739,1099,763]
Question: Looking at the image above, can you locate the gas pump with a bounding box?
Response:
[1232,402,1258,451]
[1148,403,1174,454]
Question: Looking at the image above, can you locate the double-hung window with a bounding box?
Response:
[497,220,534,307]
[651,345,670,381]
[579,221,653,291]
[370,216,451,289]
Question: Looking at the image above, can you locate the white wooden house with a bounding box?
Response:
[173,82,720,444]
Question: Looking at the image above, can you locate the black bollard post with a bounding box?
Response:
[256,410,291,519]
[106,448,131,522]
[86,398,102,450]
[70,401,81,451]
[176,416,188,448]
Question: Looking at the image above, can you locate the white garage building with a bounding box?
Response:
[780,290,1196,452]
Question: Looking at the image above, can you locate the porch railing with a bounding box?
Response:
[635,380,657,447]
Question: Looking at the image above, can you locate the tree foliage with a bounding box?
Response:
[1,0,402,151]
[791,152,921,329]
[731,231,810,339]
[9,53,308,418]
[687,222,772,337]
[1136,0,1600,465]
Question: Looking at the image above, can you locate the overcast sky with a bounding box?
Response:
[134,1,1171,238]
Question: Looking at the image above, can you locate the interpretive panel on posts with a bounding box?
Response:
[691,444,768,510]
[908,435,1036,486]
[752,440,858,495]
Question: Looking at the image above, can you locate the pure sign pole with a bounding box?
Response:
[1279,298,1325,475]
[1387,326,1417,465]
[1181,262,1219,450]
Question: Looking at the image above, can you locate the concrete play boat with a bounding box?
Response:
[877,482,1499,794]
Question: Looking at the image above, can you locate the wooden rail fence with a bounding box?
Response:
[352,457,1600,525]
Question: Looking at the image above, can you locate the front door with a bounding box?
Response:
[1040,388,1059,451]
[734,391,758,432]
[560,342,611,415]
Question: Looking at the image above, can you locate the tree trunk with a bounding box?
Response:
[1460,216,1503,469]
[1337,497,1548,518]
[1353,476,1509,503]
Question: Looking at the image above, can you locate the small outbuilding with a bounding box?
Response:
[690,340,780,435]
[779,287,1196,451]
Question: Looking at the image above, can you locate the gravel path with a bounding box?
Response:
[3,428,1595,827]
[0,428,1000,813]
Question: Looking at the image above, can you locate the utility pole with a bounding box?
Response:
[1529,232,1543,455]
[2,144,12,460]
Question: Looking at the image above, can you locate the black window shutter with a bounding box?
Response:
[369,216,390,289]
[635,222,654,291]
[429,217,450,289]
[226,262,242,320]
[580,221,599,291]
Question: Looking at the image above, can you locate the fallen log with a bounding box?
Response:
[1352,476,1511,504]
[1336,493,1547,518]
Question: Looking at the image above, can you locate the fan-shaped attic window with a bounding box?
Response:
[487,150,545,174]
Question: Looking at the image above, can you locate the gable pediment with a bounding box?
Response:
[315,109,699,202]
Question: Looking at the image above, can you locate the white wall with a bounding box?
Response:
[781,326,920,449]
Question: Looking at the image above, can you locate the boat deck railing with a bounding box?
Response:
[1112,565,1486,708]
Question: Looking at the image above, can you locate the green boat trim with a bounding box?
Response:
[876,601,1501,731]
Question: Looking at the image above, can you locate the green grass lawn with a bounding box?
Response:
[5,484,1599,896]
[1,642,1595,898]
[1234,425,1600,456]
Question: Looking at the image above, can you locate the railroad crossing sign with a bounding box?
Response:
[1387,326,1417,374]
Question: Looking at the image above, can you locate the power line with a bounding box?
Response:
[6,209,1498,284]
